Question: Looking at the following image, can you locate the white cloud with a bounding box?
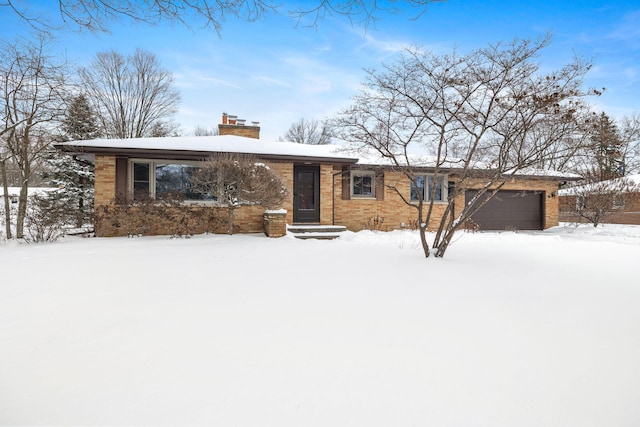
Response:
[359,31,409,54]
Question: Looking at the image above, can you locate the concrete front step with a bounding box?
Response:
[287,224,347,240]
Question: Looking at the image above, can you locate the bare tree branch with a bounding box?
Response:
[79,48,180,139]
[191,153,286,234]
[564,176,640,227]
[290,0,443,29]
[2,0,444,34]
[281,117,334,145]
[0,35,69,238]
[334,35,596,258]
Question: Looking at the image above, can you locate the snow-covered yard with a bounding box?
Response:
[1,225,639,426]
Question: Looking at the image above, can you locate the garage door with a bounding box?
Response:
[465,190,543,230]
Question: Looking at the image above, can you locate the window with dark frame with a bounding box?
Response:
[132,162,150,200]
[351,171,375,197]
[130,161,216,202]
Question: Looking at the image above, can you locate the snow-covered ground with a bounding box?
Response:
[1,224,639,426]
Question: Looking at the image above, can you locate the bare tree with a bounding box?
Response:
[564,176,640,227]
[191,153,286,234]
[1,145,12,239]
[79,48,180,139]
[281,118,333,145]
[2,1,441,34]
[517,108,594,173]
[0,36,68,239]
[334,35,596,258]
[290,0,443,28]
[618,113,640,175]
[194,125,219,136]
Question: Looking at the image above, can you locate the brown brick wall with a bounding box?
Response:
[93,154,562,236]
[95,203,268,237]
[333,169,448,231]
[320,164,335,225]
[266,161,294,225]
[93,155,292,237]
[334,170,560,231]
[559,193,640,225]
[263,211,287,237]
[218,124,260,139]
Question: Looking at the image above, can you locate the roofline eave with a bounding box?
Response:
[54,144,360,165]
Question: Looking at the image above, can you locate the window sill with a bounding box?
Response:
[130,199,221,206]
[411,200,448,205]
[181,200,221,206]
[350,195,377,200]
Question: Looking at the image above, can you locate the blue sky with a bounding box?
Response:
[1,0,639,141]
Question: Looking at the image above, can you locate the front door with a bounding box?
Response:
[293,165,320,223]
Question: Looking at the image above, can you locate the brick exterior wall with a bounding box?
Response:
[93,154,291,237]
[95,203,268,237]
[267,161,294,225]
[218,124,260,139]
[333,169,560,231]
[94,155,117,206]
[93,153,562,237]
[263,211,287,237]
[320,164,335,225]
[559,193,640,225]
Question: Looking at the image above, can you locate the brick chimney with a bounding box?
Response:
[218,112,260,139]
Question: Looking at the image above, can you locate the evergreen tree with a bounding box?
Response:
[590,112,625,180]
[41,151,94,228]
[62,94,101,141]
[41,94,98,229]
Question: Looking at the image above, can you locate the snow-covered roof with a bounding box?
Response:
[348,148,581,180]
[350,149,466,169]
[57,135,579,180]
[558,174,640,196]
[57,135,360,163]
[505,168,582,180]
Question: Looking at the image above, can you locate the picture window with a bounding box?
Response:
[130,160,216,202]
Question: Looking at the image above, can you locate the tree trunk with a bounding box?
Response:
[419,224,430,258]
[434,227,456,257]
[15,131,31,239]
[434,212,466,258]
[416,200,430,258]
[16,180,28,239]
[1,160,12,239]
[77,197,84,228]
[432,202,454,250]
[227,206,234,235]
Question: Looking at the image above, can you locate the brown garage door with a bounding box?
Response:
[465,190,543,230]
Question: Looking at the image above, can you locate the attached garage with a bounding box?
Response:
[465,190,544,230]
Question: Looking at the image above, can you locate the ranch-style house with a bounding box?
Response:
[56,113,579,237]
